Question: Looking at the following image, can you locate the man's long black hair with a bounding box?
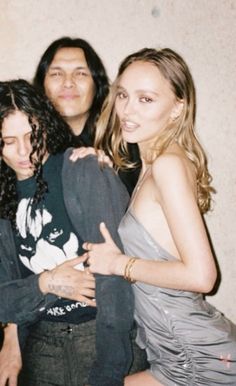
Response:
[33,36,110,147]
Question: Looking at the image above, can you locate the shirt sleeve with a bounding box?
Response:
[62,150,130,247]
[62,150,134,385]
[0,219,57,325]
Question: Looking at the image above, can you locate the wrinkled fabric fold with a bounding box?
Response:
[119,210,236,385]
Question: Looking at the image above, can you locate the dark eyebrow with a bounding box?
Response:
[47,66,64,71]
[116,85,126,91]
[117,84,159,97]
[47,66,62,70]
[3,131,32,139]
[48,65,88,70]
[2,135,15,139]
[136,89,159,96]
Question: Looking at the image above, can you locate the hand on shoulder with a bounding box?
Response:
[69,147,113,167]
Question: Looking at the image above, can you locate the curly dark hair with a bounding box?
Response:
[33,36,110,147]
[0,79,73,224]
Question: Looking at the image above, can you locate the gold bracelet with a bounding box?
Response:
[124,257,138,283]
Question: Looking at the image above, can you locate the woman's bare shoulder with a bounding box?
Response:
[151,148,196,194]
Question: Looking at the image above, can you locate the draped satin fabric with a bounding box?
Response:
[119,210,236,385]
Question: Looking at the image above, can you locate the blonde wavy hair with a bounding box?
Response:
[95,48,215,213]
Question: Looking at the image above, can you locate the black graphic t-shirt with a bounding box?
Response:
[14,153,96,324]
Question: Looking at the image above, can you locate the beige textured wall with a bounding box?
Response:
[0,0,236,322]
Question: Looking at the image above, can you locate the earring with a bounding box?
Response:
[172,114,179,121]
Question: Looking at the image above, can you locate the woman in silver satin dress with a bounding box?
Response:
[84,48,236,385]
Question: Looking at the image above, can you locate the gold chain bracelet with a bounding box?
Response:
[124,257,138,283]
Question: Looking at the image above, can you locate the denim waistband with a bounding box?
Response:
[29,318,96,337]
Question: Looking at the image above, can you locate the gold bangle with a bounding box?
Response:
[124,257,138,283]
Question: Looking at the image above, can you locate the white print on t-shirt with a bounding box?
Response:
[46,301,88,316]
[16,198,84,274]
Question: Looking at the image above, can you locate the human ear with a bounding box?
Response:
[170,99,184,121]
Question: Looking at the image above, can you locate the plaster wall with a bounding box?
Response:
[0,0,236,322]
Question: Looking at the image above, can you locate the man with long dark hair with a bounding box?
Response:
[33,36,141,195]
[33,36,109,148]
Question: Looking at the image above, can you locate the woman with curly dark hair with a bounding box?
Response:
[0,79,136,386]
[0,79,72,224]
